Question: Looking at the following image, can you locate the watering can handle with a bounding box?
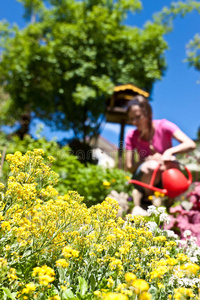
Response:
[150,161,193,186]
[183,165,192,185]
[150,164,160,186]
[129,163,168,195]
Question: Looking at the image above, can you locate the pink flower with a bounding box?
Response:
[166,182,200,246]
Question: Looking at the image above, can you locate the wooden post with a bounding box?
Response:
[118,122,125,169]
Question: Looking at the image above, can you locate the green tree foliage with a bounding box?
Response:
[153,0,200,30]
[186,34,200,72]
[0,87,15,126]
[153,0,200,77]
[0,0,168,142]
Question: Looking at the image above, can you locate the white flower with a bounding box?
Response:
[188,236,197,244]
[146,221,158,232]
[190,256,198,263]
[147,205,158,216]
[157,207,166,214]
[183,230,192,238]
[159,213,170,224]
[176,240,187,247]
[165,229,178,239]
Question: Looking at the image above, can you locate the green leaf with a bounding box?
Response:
[62,288,76,300]
[2,288,16,300]
[89,274,96,291]
[78,276,88,296]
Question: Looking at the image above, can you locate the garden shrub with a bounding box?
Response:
[166,182,200,245]
[0,150,200,299]
[0,133,132,206]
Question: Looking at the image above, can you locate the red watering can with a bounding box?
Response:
[129,163,192,198]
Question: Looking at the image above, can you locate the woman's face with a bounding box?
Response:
[128,105,149,131]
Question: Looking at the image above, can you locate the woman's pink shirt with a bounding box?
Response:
[125,119,179,161]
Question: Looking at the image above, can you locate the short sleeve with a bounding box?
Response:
[161,119,179,135]
[125,130,136,150]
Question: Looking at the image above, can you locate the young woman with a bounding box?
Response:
[125,96,196,209]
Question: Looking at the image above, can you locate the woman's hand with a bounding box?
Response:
[161,149,176,162]
[145,151,177,171]
[145,153,162,162]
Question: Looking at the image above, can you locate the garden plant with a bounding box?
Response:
[0,132,132,207]
[0,149,200,299]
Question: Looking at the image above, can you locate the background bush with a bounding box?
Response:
[0,132,132,206]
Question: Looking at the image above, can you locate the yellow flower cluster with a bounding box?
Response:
[0,150,199,300]
[173,287,195,300]
[100,272,151,300]
[32,265,55,286]
[62,246,79,259]
[55,259,69,268]
[22,282,36,295]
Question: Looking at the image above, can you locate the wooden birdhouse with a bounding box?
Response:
[106,84,149,124]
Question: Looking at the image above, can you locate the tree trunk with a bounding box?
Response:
[14,111,31,140]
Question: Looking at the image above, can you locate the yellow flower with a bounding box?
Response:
[177,253,190,263]
[56,259,69,268]
[5,245,11,251]
[109,258,123,272]
[139,292,152,300]
[132,279,149,294]
[47,156,55,163]
[32,265,55,285]
[154,191,165,197]
[157,282,165,289]
[94,291,101,297]
[125,272,137,283]
[173,287,194,300]
[33,149,44,156]
[103,181,111,187]
[22,283,36,294]
[175,271,184,278]
[107,277,114,288]
[0,257,7,267]
[49,296,61,300]
[71,249,79,257]
[1,221,11,231]
[62,246,79,259]
[0,213,4,221]
[166,258,177,266]
[180,263,200,276]
[150,266,169,279]
[0,182,5,190]
[153,236,167,243]
[103,292,128,300]
[7,268,18,281]
[39,274,55,286]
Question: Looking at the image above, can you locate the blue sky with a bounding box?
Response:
[0,0,200,145]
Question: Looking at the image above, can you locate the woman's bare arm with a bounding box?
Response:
[125,150,142,173]
[161,129,196,161]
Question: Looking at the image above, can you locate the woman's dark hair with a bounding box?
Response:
[126,95,152,131]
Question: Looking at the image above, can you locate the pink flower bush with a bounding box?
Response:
[166,182,200,245]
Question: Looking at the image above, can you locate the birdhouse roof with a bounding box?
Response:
[113,84,149,98]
